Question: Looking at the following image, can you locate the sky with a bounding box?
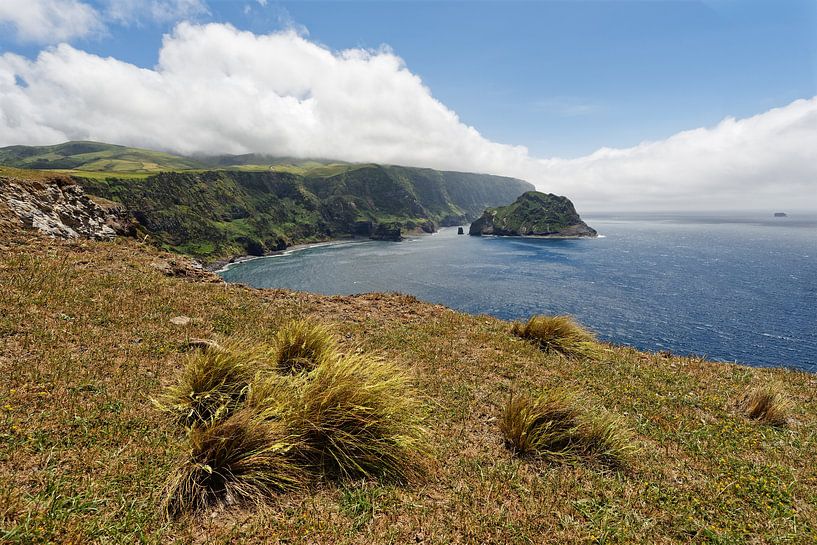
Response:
[0,0,815,211]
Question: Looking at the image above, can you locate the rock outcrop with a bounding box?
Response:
[370,223,403,241]
[0,175,136,240]
[469,191,597,238]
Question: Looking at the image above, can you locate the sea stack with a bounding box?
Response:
[457,226,464,235]
[469,191,596,237]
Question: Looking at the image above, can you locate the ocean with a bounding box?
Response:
[219,212,817,371]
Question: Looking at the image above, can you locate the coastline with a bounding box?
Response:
[208,228,447,274]
[208,237,358,273]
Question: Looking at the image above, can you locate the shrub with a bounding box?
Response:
[272,319,337,374]
[161,409,303,518]
[500,390,633,468]
[511,315,598,358]
[740,383,792,426]
[286,353,427,482]
[154,339,258,428]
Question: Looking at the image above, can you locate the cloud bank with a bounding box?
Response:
[0,22,814,211]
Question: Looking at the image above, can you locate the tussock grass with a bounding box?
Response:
[273,319,337,374]
[500,390,634,468]
[158,325,428,516]
[286,353,427,482]
[161,409,303,518]
[740,383,792,426]
[154,339,258,428]
[511,315,598,358]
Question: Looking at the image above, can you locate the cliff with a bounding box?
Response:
[76,166,533,261]
[469,191,597,237]
[0,171,136,240]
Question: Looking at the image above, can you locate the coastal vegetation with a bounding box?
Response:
[1,160,816,543]
[158,320,428,517]
[512,314,600,358]
[0,225,814,542]
[0,142,534,262]
[500,390,634,468]
[469,190,597,237]
[739,383,793,427]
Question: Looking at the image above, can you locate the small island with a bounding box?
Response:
[774,212,788,217]
[469,191,597,237]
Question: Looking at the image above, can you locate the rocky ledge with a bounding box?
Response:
[0,175,137,240]
[469,191,597,238]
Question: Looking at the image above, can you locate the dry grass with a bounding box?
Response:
[159,327,428,516]
[161,409,303,518]
[287,353,428,482]
[500,391,634,468]
[153,339,259,428]
[272,319,337,374]
[740,383,793,426]
[0,229,815,543]
[512,315,599,358]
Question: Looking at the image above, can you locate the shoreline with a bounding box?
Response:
[208,228,449,274]
[208,237,359,273]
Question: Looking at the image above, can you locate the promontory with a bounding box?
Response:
[468,190,597,237]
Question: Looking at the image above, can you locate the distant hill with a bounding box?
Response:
[0,141,206,173]
[0,141,535,261]
[0,141,364,177]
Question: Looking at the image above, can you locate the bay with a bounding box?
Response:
[220,212,817,371]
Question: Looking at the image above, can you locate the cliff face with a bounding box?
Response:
[469,191,597,237]
[77,167,533,261]
[0,175,135,240]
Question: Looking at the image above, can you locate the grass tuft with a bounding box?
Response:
[161,409,303,518]
[285,353,427,482]
[272,319,337,374]
[740,383,792,427]
[500,390,634,468]
[511,315,598,358]
[154,339,258,428]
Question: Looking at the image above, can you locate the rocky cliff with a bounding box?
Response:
[0,174,136,240]
[76,166,533,261]
[469,191,597,237]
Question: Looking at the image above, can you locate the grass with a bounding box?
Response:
[0,231,815,543]
[739,383,793,426]
[153,339,257,428]
[512,315,599,358]
[272,319,337,374]
[500,390,634,468]
[287,353,428,482]
[161,409,303,518]
[158,322,427,517]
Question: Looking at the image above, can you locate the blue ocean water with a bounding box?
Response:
[220,213,817,371]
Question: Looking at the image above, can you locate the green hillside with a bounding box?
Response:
[75,166,533,261]
[1,142,535,261]
[0,141,205,174]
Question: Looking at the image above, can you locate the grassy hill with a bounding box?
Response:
[1,143,535,261]
[0,223,815,543]
[0,142,391,178]
[0,142,206,175]
[73,165,533,261]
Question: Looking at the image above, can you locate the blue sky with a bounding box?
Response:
[1,0,815,210]
[2,0,814,158]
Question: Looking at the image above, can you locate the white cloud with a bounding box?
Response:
[0,22,814,211]
[0,0,104,43]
